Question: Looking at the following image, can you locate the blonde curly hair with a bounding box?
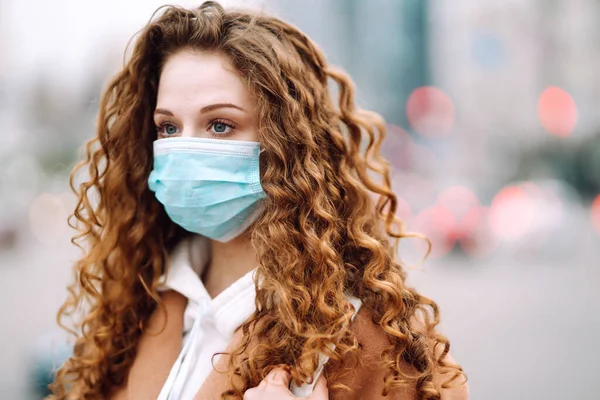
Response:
[49,2,466,399]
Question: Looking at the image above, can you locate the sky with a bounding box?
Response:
[1,0,268,89]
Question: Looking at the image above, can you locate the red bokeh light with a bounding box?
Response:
[458,206,498,258]
[592,194,600,234]
[437,185,479,220]
[538,86,578,137]
[411,205,458,258]
[406,86,455,137]
[489,184,536,242]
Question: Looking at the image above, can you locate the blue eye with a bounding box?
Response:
[213,123,227,133]
[156,122,179,137]
[208,119,236,137]
[165,124,178,135]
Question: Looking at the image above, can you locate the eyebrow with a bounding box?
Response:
[154,103,247,116]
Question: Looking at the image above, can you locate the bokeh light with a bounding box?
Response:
[406,86,455,137]
[458,206,498,258]
[592,194,600,234]
[521,181,565,241]
[411,205,458,258]
[538,86,578,137]
[436,185,479,220]
[489,184,536,242]
[386,124,415,170]
[28,193,70,244]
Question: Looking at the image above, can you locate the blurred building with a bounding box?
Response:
[430,0,600,197]
[271,0,429,126]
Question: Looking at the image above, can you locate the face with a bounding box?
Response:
[154,49,259,142]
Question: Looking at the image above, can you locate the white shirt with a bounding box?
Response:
[157,235,362,399]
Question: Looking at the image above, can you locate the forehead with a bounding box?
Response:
[156,49,253,108]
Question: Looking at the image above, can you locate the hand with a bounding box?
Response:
[243,367,329,400]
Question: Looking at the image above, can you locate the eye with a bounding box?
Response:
[156,122,179,137]
[208,119,236,137]
[165,124,178,135]
[212,122,229,133]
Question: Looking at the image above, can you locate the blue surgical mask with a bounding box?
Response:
[148,137,266,242]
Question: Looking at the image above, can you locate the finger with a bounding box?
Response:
[307,375,329,399]
[243,387,259,400]
[265,367,291,387]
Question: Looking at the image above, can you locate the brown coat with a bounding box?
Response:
[112,291,469,399]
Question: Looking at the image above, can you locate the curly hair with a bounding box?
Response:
[49,2,466,399]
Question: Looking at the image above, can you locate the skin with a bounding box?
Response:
[110,49,328,399]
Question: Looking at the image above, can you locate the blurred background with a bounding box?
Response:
[0,0,598,399]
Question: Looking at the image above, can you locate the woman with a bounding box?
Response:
[49,2,468,399]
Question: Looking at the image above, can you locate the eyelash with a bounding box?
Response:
[156,119,237,138]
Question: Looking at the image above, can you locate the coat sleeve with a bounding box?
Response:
[323,306,469,400]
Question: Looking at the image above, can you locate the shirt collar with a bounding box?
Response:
[160,235,258,340]
[210,268,258,338]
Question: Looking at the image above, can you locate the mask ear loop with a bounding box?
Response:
[259,148,266,154]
